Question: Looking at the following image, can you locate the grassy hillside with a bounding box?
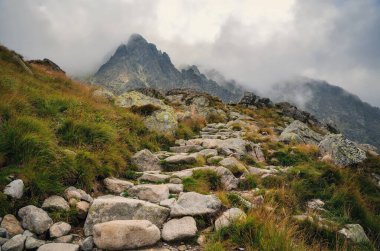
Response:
[0,46,173,213]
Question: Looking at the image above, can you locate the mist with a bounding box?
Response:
[1,0,379,107]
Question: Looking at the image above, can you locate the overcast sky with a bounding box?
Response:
[1,0,379,106]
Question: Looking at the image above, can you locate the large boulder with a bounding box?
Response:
[338,224,370,243]
[279,120,323,145]
[170,192,221,217]
[164,153,198,164]
[131,149,161,171]
[3,179,24,199]
[103,177,134,194]
[215,208,247,231]
[128,184,169,203]
[83,195,169,236]
[1,234,26,251]
[18,206,53,234]
[319,134,367,166]
[37,243,79,251]
[116,91,178,133]
[0,214,23,237]
[162,216,197,242]
[93,220,160,250]
[42,195,70,211]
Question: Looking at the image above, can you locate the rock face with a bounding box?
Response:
[37,243,80,251]
[131,149,161,171]
[3,179,24,199]
[162,216,197,242]
[1,214,23,237]
[115,91,178,133]
[239,92,274,108]
[92,34,242,103]
[215,208,247,231]
[93,220,160,250]
[338,224,370,243]
[128,184,169,203]
[84,195,169,236]
[279,120,323,145]
[319,134,367,166]
[42,195,70,211]
[18,206,53,234]
[104,177,134,194]
[170,192,221,217]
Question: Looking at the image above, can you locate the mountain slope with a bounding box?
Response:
[268,80,380,149]
[92,34,244,102]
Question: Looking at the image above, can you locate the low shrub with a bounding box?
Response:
[183,169,221,194]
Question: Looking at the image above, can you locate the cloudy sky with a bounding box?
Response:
[1,0,379,106]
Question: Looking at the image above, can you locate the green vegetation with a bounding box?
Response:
[183,169,221,194]
[0,46,173,212]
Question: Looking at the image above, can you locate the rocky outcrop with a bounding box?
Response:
[319,134,367,166]
[279,120,324,145]
[116,91,178,133]
[239,92,274,108]
[162,216,197,242]
[18,206,53,234]
[170,192,221,217]
[83,195,169,235]
[93,220,160,250]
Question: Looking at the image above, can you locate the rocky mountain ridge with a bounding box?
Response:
[92,34,244,103]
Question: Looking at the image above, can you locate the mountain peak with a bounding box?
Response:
[128,33,148,45]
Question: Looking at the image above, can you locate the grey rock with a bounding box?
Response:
[76,201,90,219]
[42,195,70,212]
[170,192,221,217]
[138,172,170,183]
[166,184,183,194]
[54,234,73,243]
[169,145,203,153]
[3,180,24,199]
[279,120,323,145]
[319,134,367,166]
[164,153,197,164]
[21,230,35,238]
[25,236,45,249]
[128,184,169,203]
[49,222,71,238]
[0,228,7,238]
[83,195,170,236]
[1,234,25,251]
[79,236,93,251]
[215,208,247,231]
[18,206,53,234]
[198,149,218,158]
[338,224,370,243]
[37,243,79,251]
[169,177,182,184]
[219,157,247,174]
[0,237,8,246]
[159,198,176,208]
[104,177,134,194]
[93,220,160,250]
[162,216,197,242]
[64,187,93,203]
[131,149,162,172]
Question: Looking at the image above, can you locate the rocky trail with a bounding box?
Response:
[1,99,375,250]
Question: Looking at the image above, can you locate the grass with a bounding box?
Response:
[206,207,308,251]
[0,45,173,211]
[183,169,221,194]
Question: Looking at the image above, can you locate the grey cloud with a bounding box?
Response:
[0,0,379,106]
